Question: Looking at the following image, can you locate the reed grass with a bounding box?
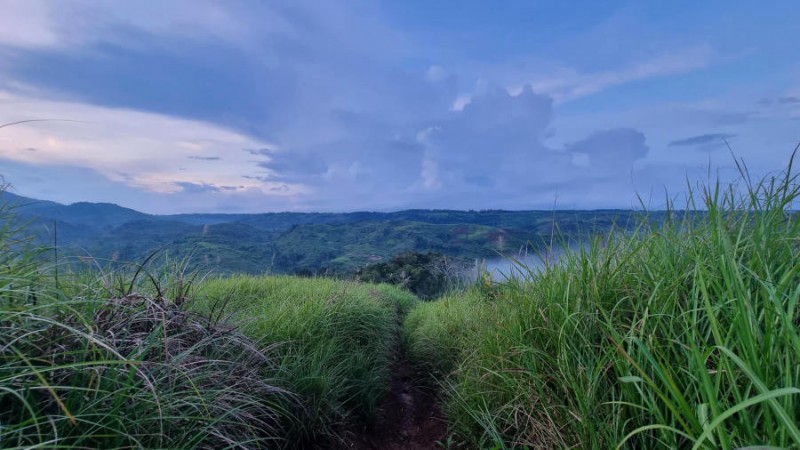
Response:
[405,157,800,448]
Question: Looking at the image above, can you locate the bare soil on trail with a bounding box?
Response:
[341,355,449,450]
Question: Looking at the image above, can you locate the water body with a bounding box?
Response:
[479,242,583,282]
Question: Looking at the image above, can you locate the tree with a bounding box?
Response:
[357,252,471,299]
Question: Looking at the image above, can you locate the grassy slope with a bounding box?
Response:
[192,276,418,446]
[406,171,800,448]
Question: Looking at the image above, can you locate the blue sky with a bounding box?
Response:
[0,1,798,213]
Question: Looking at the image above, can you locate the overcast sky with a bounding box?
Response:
[0,1,798,213]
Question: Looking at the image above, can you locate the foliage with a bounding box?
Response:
[405,160,800,449]
[358,251,472,299]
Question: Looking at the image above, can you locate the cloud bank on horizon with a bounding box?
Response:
[0,0,798,213]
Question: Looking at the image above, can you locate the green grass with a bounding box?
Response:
[2,177,420,448]
[8,156,800,448]
[1,203,292,448]
[1,255,416,448]
[192,275,418,446]
[405,161,800,448]
[404,289,499,379]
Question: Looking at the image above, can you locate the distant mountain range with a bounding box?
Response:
[1,191,647,275]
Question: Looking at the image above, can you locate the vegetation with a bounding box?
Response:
[191,276,418,447]
[358,251,473,299]
[405,163,800,448]
[0,200,290,448]
[5,158,800,449]
[2,190,634,276]
[0,186,418,448]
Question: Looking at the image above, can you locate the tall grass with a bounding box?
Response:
[1,190,291,449]
[406,160,800,448]
[193,275,419,447]
[2,181,419,448]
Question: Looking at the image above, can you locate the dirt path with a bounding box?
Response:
[343,351,449,449]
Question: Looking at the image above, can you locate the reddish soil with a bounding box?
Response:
[341,355,449,450]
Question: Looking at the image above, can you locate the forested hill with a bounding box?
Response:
[1,191,649,275]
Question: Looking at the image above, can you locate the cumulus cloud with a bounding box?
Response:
[0,79,659,211]
[419,86,557,190]
[268,85,655,210]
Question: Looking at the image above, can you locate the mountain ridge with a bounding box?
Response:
[1,191,647,275]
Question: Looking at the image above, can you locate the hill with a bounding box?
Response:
[1,191,643,275]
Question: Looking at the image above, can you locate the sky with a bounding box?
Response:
[0,1,798,214]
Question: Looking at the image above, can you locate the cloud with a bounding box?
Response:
[566,128,648,171]
[244,148,271,156]
[3,33,295,133]
[419,86,558,192]
[255,149,328,182]
[669,133,736,147]
[758,96,800,108]
[0,0,256,49]
[174,181,222,194]
[1,1,791,212]
[755,94,800,121]
[0,81,657,211]
[479,46,715,104]
[0,1,59,48]
[558,46,713,101]
[0,1,421,139]
[0,91,300,198]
